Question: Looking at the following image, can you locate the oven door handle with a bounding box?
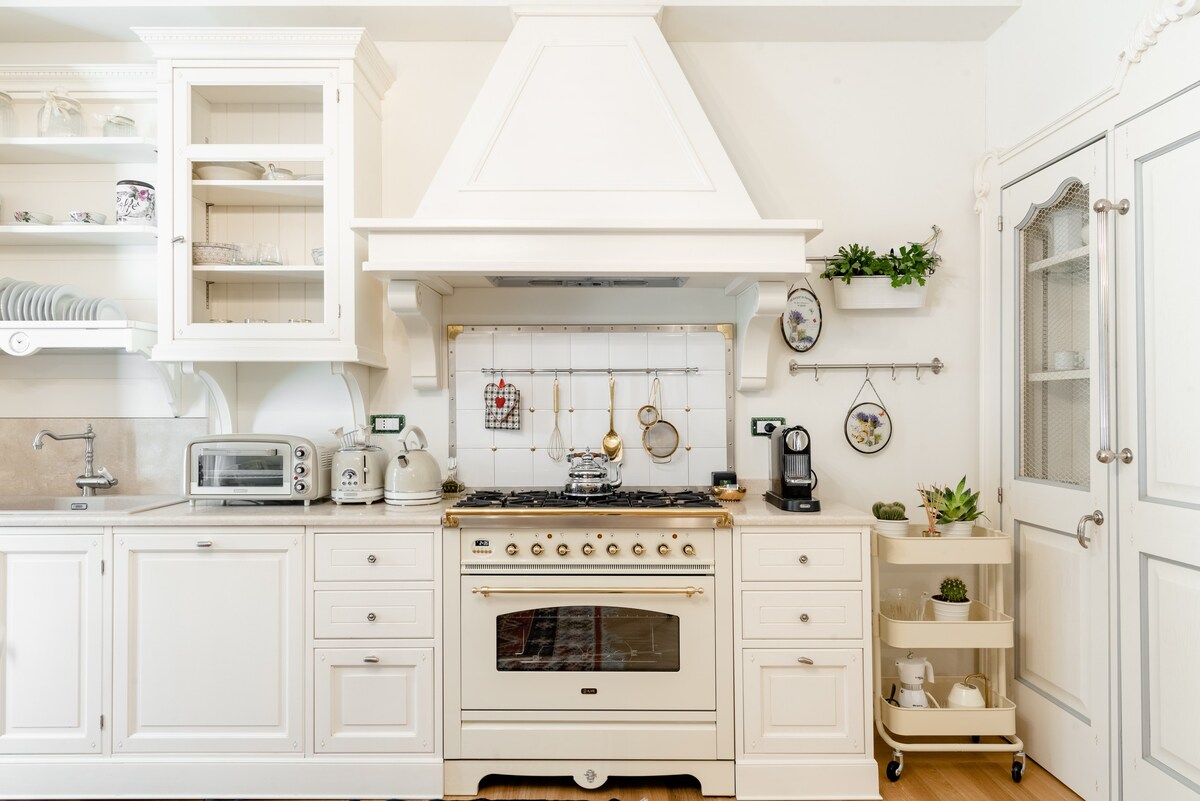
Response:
[471,586,705,598]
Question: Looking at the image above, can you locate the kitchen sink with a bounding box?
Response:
[0,495,185,514]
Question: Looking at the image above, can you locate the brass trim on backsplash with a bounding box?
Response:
[446,324,465,341]
[716,323,734,340]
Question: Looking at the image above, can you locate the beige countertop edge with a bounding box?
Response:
[0,493,872,528]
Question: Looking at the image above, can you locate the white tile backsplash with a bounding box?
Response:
[452,328,729,489]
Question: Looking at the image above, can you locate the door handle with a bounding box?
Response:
[1119,448,1133,464]
[1076,510,1103,549]
[1093,197,1129,466]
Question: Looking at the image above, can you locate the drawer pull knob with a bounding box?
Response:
[363,655,380,663]
[797,656,814,665]
[367,554,377,564]
[798,554,809,565]
[367,612,377,622]
[195,540,213,548]
[799,613,810,623]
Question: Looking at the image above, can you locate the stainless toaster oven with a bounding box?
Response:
[184,434,332,505]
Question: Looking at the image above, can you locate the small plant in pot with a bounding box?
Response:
[819,225,942,309]
[872,501,910,537]
[931,576,971,622]
[934,476,987,537]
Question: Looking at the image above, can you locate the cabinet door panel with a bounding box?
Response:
[314,648,434,754]
[742,648,864,755]
[114,532,303,753]
[0,535,101,754]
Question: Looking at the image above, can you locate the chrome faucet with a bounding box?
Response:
[32,424,119,497]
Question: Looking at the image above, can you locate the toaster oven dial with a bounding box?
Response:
[657,543,671,556]
[293,480,308,494]
[581,543,595,556]
[682,543,696,557]
[294,463,308,477]
[505,543,519,556]
[606,543,620,556]
[631,543,645,556]
[530,542,544,556]
[556,543,570,556]
[293,445,309,460]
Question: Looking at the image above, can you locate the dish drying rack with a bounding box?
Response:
[872,524,1026,784]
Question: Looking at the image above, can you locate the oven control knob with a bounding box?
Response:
[556,543,570,556]
[581,543,595,556]
[293,445,308,460]
[293,480,308,493]
[632,543,645,556]
[530,542,544,556]
[657,543,671,556]
[505,543,519,556]
[682,543,696,557]
[607,543,620,556]
[294,463,308,477]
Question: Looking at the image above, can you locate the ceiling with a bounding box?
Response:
[0,1,1020,44]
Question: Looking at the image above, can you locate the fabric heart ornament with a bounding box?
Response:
[484,382,521,430]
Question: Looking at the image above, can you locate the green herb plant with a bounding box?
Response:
[820,225,942,288]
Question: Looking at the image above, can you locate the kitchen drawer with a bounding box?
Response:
[742,648,865,755]
[315,590,435,639]
[314,531,434,582]
[741,529,862,582]
[314,648,434,754]
[742,590,863,640]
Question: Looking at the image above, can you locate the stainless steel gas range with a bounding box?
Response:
[442,489,736,797]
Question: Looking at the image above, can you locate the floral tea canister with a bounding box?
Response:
[115,180,155,225]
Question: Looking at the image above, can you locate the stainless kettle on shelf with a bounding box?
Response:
[384,426,444,507]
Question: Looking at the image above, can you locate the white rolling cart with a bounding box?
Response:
[872,525,1026,783]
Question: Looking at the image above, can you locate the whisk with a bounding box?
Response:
[548,377,566,461]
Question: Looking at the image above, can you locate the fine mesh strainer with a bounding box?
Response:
[640,377,679,461]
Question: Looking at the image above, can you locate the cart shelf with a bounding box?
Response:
[878,676,1017,737]
[879,600,1013,649]
[875,526,1012,564]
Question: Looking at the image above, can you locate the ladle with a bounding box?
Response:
[601,375,623,462]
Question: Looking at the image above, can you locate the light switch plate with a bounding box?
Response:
[370,414,405,434]
[751,416,785,437]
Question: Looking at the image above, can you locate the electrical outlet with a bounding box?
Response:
[751,417,785,437]
[370,414,405,434]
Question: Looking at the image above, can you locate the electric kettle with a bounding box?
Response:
[895,652,935,709]
[384,426,444,507]
[947,672,989,709]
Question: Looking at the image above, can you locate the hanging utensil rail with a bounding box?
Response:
[478,367,699,375]
[789,358,944,380]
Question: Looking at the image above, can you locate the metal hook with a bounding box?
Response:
[891,363,897,381]
[813,364,820,382]
[864,365,870,380]
[915,364,923,381]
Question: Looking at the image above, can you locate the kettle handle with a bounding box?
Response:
[400,426,429,453]
[925,659,935,685]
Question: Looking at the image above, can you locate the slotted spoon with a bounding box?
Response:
[548,377,566,462]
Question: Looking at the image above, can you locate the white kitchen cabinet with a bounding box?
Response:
[113,528,304,753]
[139,28,393,365]
[0,532,102,754]
[733,522,876,800]
[314,647,434,754]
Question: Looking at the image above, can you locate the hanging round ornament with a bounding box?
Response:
[844,375,891,454]
[780,279,822,353]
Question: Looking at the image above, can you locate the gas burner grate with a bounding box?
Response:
[453,488,723,510]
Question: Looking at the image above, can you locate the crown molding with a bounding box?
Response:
[1119,0,1200,64]
[137,26,370,61]
[0,64,154,95]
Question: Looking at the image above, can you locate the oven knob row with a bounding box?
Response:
[581,543,595,556]
[530,542,544,556]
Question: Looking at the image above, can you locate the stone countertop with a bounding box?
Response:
[0,486,871,528]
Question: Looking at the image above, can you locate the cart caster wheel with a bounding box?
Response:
[971,735,981,743]
[1012,761,1024,783]
[886,760,902,782]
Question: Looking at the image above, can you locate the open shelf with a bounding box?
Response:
[875,528,1012,565]
[0,224,157,246]
[1028,368,1088,382]
[879,677,1017,737]
[193,265,325,283]
[0,136,157,164]
[191,180,323,206]
[0,320,156,356]
[879,601,1014,649]
[1027,245,1088,274]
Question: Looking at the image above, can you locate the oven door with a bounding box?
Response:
[190,443,290,497]
[460,573,716,711]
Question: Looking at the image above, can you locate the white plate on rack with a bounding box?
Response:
[29,285,49,320]
[94,299,124,320]
[0,278,14,320]
[48,285,80,321]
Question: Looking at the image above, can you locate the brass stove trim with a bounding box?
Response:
[443,506,733,528]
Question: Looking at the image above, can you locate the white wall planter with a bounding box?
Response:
[829,276,928,309]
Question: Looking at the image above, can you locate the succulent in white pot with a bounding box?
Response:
[872,501,910,537]
[934,476,987,537]
[931,576,971,622]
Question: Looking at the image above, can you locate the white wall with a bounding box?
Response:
[370,39,988,514]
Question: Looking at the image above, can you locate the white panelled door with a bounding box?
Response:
[1001,139,1110,801]
[1115,84,1200,801]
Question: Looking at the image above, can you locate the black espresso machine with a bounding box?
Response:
[764,424,821,512]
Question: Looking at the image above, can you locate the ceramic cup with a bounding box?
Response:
[115,179,155,225]
[1052,350,1081,370]
[69,211,106,224]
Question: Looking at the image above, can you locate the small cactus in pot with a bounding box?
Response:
[931,575,971,621]
[871,501,911,537]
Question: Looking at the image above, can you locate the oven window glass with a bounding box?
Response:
[196,451,286,487]
[496,605,680,672]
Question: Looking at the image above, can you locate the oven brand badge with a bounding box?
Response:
[474,539,490,547]
[581,688,598,695]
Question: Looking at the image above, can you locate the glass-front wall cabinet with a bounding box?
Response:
[1017,179,1091,488]
[172,67,336,341]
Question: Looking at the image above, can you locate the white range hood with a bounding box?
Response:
[354,6,822,391]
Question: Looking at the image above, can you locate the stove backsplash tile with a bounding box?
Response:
[451,327,730,489]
